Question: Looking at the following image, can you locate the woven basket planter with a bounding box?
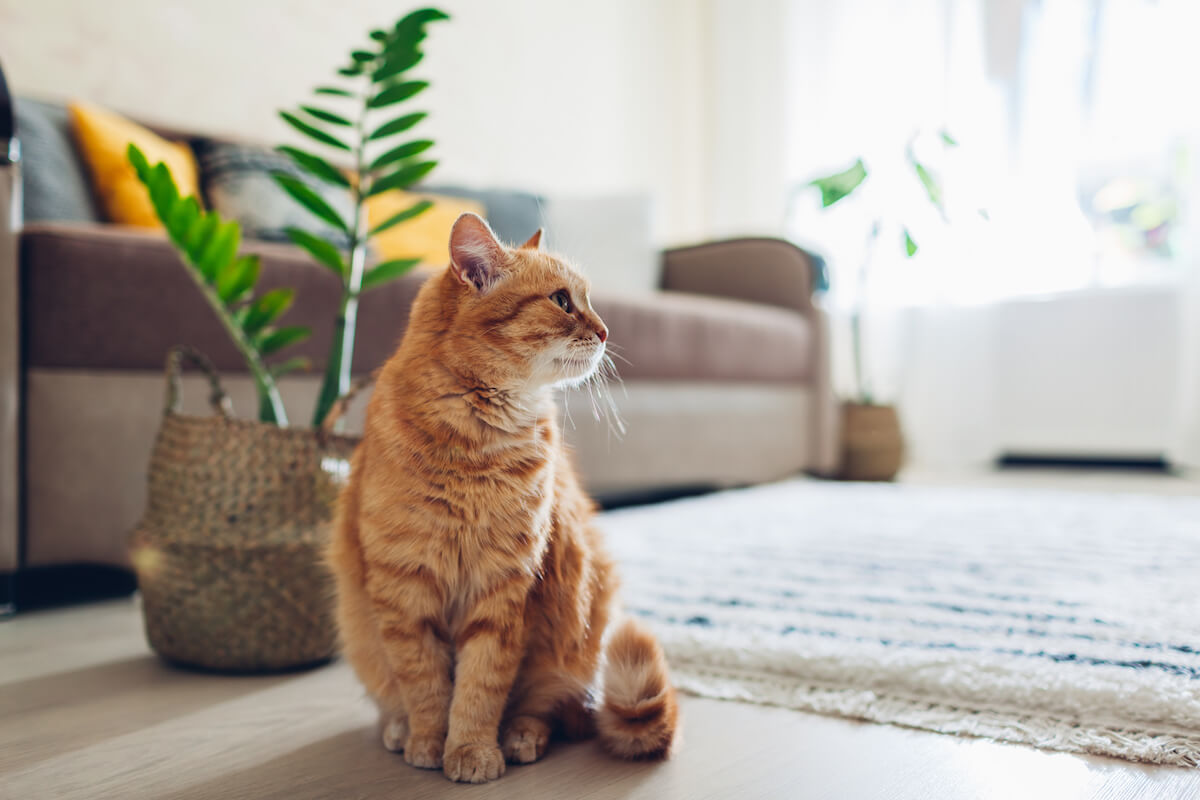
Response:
[839,402,905,482]
[130,347,359,672]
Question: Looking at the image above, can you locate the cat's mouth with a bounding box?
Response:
[554,347,604,378]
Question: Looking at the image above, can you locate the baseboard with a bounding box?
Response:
[997,454,1170,472]
[595,484,720,510]
[7,565,137,613]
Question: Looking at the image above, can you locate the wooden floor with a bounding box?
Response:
[4,468,1200,799]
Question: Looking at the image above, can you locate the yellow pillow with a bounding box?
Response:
[366,190,486,270]
[69,101,201,228]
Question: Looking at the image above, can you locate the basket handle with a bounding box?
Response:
[164,345,234,418]
[318,374,375,433]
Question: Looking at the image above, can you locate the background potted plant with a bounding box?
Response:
[125,7,448,672]
[807,130,979,481]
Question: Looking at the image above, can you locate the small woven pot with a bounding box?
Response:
[130,347,359,672]
[839,402,905,482]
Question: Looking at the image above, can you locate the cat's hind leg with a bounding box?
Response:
[501,666,591,764]
[379,709,410,752]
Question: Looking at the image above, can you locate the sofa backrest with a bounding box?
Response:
[12,97,663,295]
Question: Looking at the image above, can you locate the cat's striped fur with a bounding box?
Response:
[327,214,677,783]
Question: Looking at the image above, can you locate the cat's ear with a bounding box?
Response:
[449,213,506,291]
[520,228,544,250]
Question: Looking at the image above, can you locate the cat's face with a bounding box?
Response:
[446,213,608,391]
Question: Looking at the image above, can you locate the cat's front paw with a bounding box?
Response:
[403,732,444,769]
[502,716,550,764]
[443,742,505,783]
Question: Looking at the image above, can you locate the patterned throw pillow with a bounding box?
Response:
[193,138,352,248]
[15,97,102,223]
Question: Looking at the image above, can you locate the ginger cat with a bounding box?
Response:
[327,213,678,783]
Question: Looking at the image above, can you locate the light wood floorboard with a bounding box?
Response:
[4,469,1200,799]
[3,598,1199,799]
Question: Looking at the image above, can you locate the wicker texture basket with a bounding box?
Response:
[130,347,359,672]
[839,402,905,482]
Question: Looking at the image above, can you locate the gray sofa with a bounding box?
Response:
[0,90,838,596]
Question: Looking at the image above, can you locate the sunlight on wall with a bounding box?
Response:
[0,0,709,243]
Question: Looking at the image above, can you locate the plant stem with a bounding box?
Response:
[853,222,881,406]
[182,260,288,424]
[311,78,371,429]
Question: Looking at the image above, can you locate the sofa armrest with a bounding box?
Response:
[660,237,818,317]
[1,58,20,576]
[662,236,838,476]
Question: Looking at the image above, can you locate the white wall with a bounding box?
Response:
[0,0,709,244]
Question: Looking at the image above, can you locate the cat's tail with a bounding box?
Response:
[597,617,679,759]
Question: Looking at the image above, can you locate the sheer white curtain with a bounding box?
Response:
[770,0,1200,467]
[777,0,1016,466]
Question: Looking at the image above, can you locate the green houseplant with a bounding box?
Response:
[128,146,311,425]
[808,131,975,480]
[129,6,448,428]
[126,8,449,673]
[276,7,448,427]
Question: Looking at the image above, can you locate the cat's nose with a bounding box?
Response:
[595,325,608,343]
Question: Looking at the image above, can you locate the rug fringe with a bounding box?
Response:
[673,665,1200,768]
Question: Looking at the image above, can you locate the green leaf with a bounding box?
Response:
[196,220,241,280]
[146,163,179,221]
[362,258,421,291]
[165,195,201,244]
[184,212,219,264]
[126,143,150,177]
[912,159,942,210]
[369,199,434,236]
[940,129,959,147]
[279,111,350,151]
[369,29,389,42]
[366,160,438,197]
[350,49,376,63]
[276,146,350,188]
[314,86,353,97]
[810,159,867,207]
[373,51,422,82]
[285,227,346,275]
[383,5,450,73]
[368,139,434,171]
[396,8,451,28]
[243,288,296,335]
[257,325,311,355]
[368,112,427,141]
[337,65,364,78]
[904,228,918,257]
[216,254,260,304]
[368,81,428,108]
[272,173,349,233]
[300,105,352,127]
[269,356,312,377]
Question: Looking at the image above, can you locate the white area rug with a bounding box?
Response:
[599,481,1200,766]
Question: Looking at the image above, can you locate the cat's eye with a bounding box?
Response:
[550,289,573,313]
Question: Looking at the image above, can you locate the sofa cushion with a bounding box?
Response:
[14,97,102,223]
[23,223,813,384]
[540,193,658,296]
[596,292,813,383]
[421,185,543,245]
[193,138,353,248]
